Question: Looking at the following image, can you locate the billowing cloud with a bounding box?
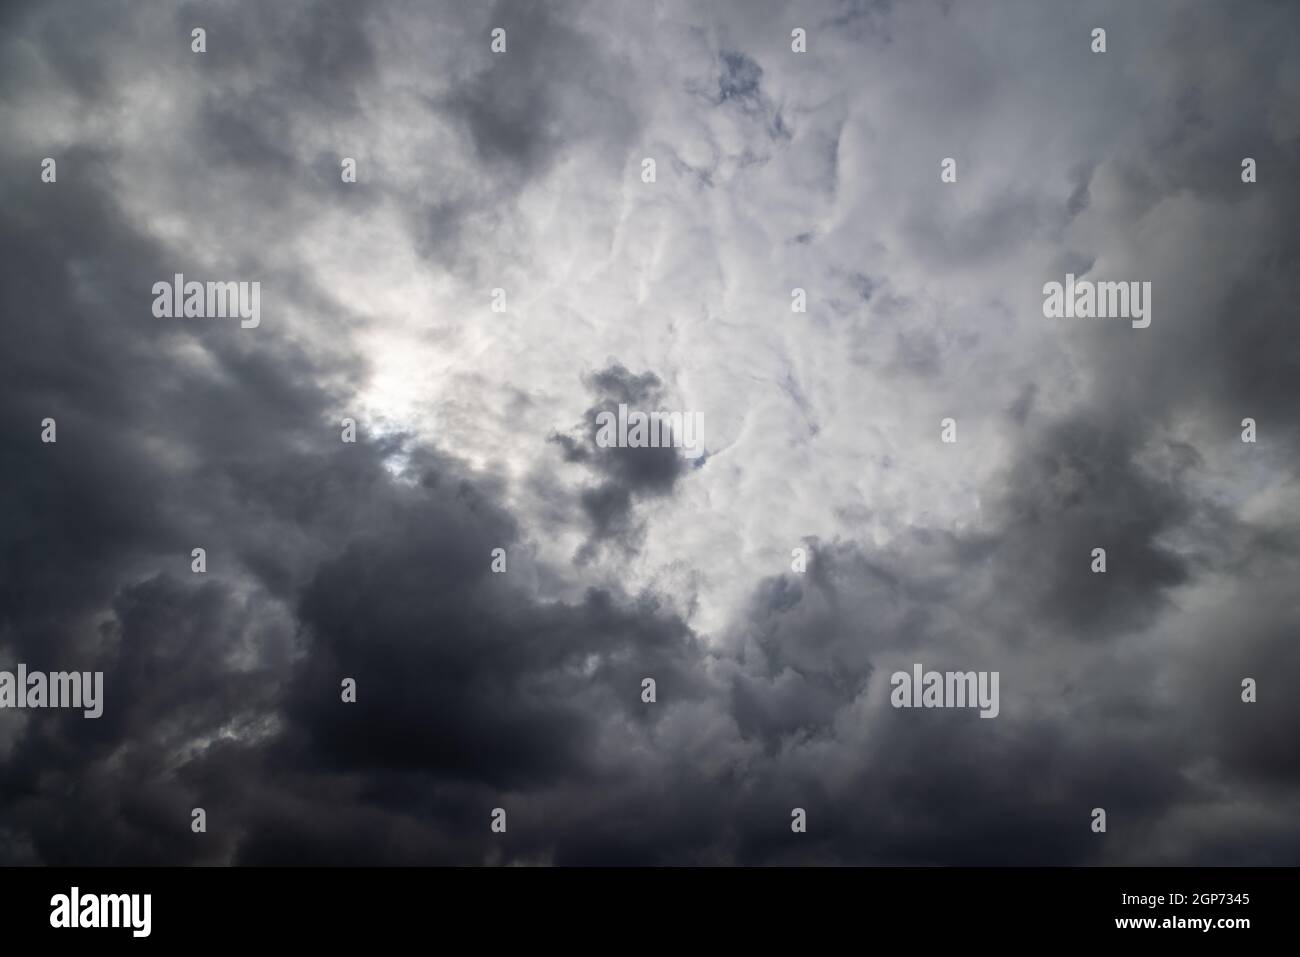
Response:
[1,0,1298,865]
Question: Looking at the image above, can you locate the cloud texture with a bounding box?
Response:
[1,0,1298,864]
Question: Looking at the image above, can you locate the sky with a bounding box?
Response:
[1,0,1298,865]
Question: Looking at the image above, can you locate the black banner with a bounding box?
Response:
[1,867,1288,945]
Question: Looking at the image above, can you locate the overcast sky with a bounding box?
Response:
[2,0,1299,865]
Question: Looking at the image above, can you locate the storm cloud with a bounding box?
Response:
[1,0,1298,866]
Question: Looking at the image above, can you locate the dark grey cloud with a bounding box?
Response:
[550,363,689,559]
[986,414,1195,640]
